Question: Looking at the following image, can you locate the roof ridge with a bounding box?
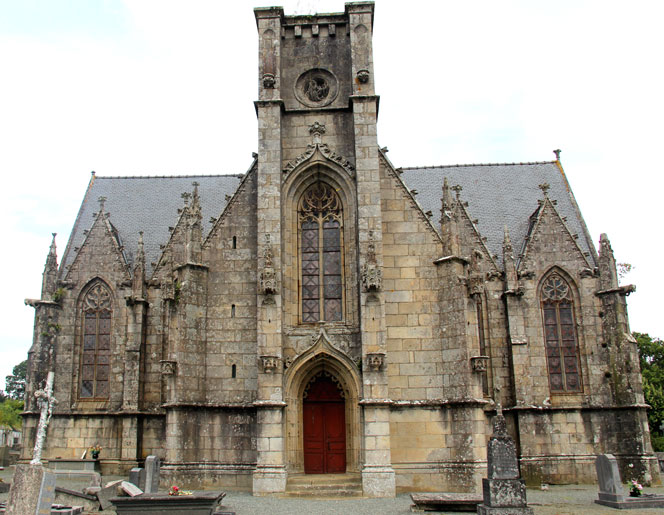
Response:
[94,173,245,179]
[403,161,557,170]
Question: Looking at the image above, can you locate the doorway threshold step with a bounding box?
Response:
[285,473,362,497]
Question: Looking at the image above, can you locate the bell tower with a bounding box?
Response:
[253,2,394,498]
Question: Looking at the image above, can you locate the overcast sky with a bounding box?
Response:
[1,0,662,391]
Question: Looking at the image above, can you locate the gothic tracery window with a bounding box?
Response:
[299,182,344,323]
[80,282,112,399]
[541,272,581,393]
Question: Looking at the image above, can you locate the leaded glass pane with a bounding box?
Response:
[541,274,581,393]
[81,380,93,398]
[299,182,343,323]
[80,282,112,400]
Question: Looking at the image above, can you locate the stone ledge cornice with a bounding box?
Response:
[506,403,649,412]
[162,402,256,410]
[433,255,469,266]
[174,261,208,272]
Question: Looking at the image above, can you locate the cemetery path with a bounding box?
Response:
[2,466,664,514]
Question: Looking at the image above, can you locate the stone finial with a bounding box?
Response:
[451,184,463,200]
[553,149,561,160]
[42,233,58,298]
[132,231,146,298]
[98,196,107,212]
[538,182,550,198]
[598,233,619,290]
[503,226,519,292]
[309,121,326,144]
[442,177,453,210]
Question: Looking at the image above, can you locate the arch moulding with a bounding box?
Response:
[283,328,363,473]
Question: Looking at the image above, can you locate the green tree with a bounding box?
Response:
[0,398,23,430]
[635,332,664,451]
[4,360,27,401]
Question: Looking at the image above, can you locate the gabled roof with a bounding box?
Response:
[59,173,245,279]
[400,161,597,267]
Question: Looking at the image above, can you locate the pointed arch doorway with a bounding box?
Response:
[303,372,346,473]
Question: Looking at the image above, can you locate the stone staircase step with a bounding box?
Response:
[285,474,363,498]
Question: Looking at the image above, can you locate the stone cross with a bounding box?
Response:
[31,371,58,465]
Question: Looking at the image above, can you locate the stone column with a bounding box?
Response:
[347,2,395,498]
[253,6,287,496]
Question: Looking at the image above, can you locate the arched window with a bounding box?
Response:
[80,282,112,399]
[541,272,581,392]
[299,182,344,323]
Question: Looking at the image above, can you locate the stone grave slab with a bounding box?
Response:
[97,479,124,511]
[54,486,100,512]
[410,492,482,512]
[120,480,144,496]
[110,491,226,514]
[5,464,56,515]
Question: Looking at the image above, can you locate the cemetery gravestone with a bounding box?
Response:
[477,413,533,515]
[595,453,625,503]
[144,455,160,493]
[129,467,146,490]
[6,464,56,515]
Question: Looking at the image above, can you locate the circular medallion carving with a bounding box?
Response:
[295,68,339,108]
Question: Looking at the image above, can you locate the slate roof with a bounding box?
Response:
[59,157,596,280]
[400,161,597,267]
[60,173,245,278]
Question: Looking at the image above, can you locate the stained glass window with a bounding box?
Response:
[299,182,343,322]
[80,282,112,399]
[541,273,581,392]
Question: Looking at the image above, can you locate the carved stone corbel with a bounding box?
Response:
[366,352,386,372]
[160,360,177,376]
[260,355,280,373]
[471,356,489,372]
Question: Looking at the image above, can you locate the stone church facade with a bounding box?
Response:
[22,2,659,496]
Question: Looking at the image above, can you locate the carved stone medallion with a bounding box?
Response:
[295,68,339,108]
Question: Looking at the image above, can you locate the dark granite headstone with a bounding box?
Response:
[476,414,533,515]
[5,464,56,515]
[144,455,160,493]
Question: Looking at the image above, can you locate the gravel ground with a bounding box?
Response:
[2,465,664,514]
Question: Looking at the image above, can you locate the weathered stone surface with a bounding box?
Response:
[5,464,56,515]
[144,456,160,493]
[111,491,225,514]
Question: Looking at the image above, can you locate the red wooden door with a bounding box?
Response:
[303,375,346,474]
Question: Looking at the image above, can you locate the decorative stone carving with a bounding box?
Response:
[471,356,489,372]
[260,234,277,295]
[366,352,385,371]
[295,69,336,105]
[362,231,382,292]
[294,68,339,108]
[308,122,326,143]
[356,69,370,83]
[282,143,355,178]
[262,73,275,88]
[260,355,279,373]
[468,249,485,296]
[160,360,177,376]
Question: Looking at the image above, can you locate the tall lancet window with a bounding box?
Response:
[80,282,112,399]
[541,272,581,392]
[299,182,344,323]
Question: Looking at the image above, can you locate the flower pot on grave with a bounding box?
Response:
[91,451,100,460]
